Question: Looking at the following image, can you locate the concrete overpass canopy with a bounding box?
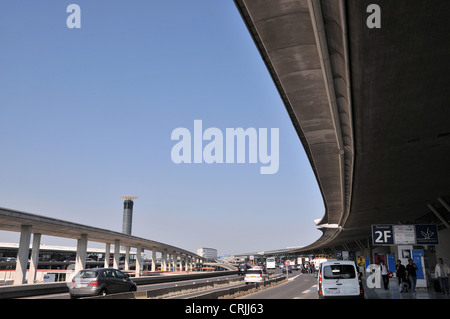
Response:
[234,0,450,255]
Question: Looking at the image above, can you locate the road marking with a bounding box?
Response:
[302,285,318,293]
[288,275,300,281]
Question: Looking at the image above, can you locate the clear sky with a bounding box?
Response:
[0,0,324,256]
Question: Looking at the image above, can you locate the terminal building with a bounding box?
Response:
[0,242,138,283]
[197,247,217,261]
[0,242,136,265]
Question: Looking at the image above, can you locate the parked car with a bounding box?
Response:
[69,268,137,299]
[316,260,364,299]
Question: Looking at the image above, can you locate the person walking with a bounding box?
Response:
[406,259,418,294]
[435,258,450,295]
[396,260,407,292]
[380,260,389,290]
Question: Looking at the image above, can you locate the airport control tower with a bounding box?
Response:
[120,196,138,235]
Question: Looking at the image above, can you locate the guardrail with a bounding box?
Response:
[86,274,286,299]
[186,275,286,299]
[86,276,244,299]
[0,270,237,299]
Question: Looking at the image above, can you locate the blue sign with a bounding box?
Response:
[412,250,424,280]
[415,225,439,245]
[372,225,394,245]
[387,254,396,274]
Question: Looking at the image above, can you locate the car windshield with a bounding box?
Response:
[323,265,356,279]
[74,270,98,279]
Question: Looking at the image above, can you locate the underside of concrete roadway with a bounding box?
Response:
[234,0,450,260]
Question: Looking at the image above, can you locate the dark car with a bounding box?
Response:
[69,268,137,299]
[237,263,252,276]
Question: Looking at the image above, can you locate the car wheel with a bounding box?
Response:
[99,288,107,296]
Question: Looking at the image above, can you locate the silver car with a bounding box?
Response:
[69,268,137,299]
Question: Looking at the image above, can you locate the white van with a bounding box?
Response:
[317,260,364,299]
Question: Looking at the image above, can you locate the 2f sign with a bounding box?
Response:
[67,4,81,29]
[374,230,391,243]
[372,225,393,245]
[366,4,381,29]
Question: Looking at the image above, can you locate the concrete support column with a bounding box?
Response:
[173,254,177,271]
[151,248,156,272]
[174,254,178,271]
[28,233,41,283]
[135,244,142,278]
[113,240,120,269]
[75,234,88,273]
[104,243,111,268]
[124,246,130,271]
[14,225,32,285]
[170,253,177,271]
[162,250,167,271]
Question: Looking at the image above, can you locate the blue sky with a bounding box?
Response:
[0,0,324,256]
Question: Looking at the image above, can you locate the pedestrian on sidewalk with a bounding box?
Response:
[435,258,450,295]
[406,259,418,294]
[396,260,407,292]
[379,260,389,290]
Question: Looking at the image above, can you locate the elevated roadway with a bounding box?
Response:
[0,207,204,285]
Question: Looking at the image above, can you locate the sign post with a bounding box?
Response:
[285,261,289,280]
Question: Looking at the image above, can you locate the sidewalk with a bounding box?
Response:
[363,278,450,299]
